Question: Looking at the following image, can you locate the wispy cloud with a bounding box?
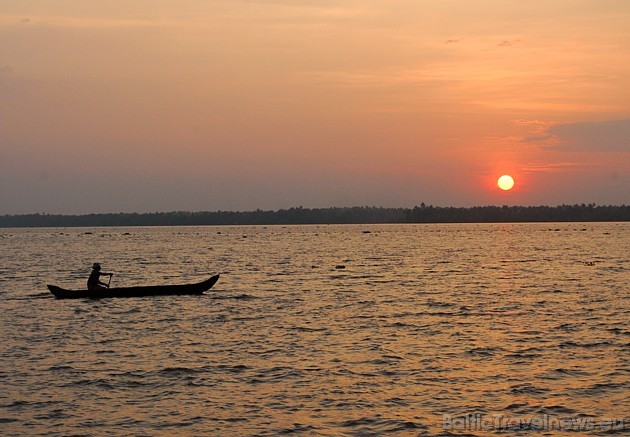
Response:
[497,39,520,47]
[0,65,14,76]
[546,119,630,153]
[513,119,558,144]
[513,119,630,153]
[522,162,604,173]
[0,14,176,29]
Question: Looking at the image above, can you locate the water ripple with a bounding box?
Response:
[0,223,628,435]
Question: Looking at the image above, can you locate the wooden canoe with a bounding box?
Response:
[48,274,220,299]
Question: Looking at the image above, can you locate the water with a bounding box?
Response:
[0,223,628,436]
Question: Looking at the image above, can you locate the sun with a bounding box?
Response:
[497,174,515,191]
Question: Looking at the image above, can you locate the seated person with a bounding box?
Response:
[87,263,113,290]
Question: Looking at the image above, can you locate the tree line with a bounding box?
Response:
[0,204,628,227]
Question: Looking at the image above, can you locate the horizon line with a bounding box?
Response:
[1,202,628,217]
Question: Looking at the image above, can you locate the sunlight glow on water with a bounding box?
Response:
[0,223,628,435]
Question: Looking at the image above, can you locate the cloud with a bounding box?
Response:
[522,162,604,173]
[522,134,553,143]
[0,14,175,30]
[546,119,630,153]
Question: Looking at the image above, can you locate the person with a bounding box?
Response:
[87,263,113,291]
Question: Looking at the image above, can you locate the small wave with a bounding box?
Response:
[158,367,202,375]
[504,402,535,413]
[5,293,51,301]
[466,347,503,357]
[556,323,579,331]
[250,349,282,356]
[66,378,115,390]
[245,367,305,384]
[606,327,627,335]
[559,340,614,348]
[34,409,73,420]
[428,310,465,317]
[231,293,258,300]
[540,288,567,293]
[232,315,267,322]
[48,365,80,373]
[510,383,550,395]
[534,405,578,415]
[111,307,142,315]
[320,398,376,409]
[366,358,404,366]
[382,354,404,360]
[387,321,417,328]
[577,381,628,396]
[427,300,457,308]
[158,416,208,428]
[216,364,250,373]
[504,351,540,360]
[385,397,409,406]
[263,423,317,435]
[289,325,327,332]
[217,417,248,423]
[551,367,589,376]
[3,400,62,409]
[94,349,116,355]
[333,417,428,433]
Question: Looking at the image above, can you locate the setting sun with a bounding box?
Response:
[498,175,515,191]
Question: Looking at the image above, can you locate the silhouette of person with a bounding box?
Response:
[87,263,113,291]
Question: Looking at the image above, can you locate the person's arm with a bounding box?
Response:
[98,272,113,286]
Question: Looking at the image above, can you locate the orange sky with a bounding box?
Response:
[1,0,629,213]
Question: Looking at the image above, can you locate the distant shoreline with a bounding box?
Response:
[1,204,628,227]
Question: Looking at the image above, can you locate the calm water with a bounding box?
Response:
[0,223,628,436]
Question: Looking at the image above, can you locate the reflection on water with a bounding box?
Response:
[0,223,628,435]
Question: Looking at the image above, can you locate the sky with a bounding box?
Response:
[1,0,629,214]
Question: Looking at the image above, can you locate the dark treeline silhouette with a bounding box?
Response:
[1,204,628,227]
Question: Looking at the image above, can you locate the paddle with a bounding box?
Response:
[107,274,113,288]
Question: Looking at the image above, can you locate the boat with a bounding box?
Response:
[47,274,220,299]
